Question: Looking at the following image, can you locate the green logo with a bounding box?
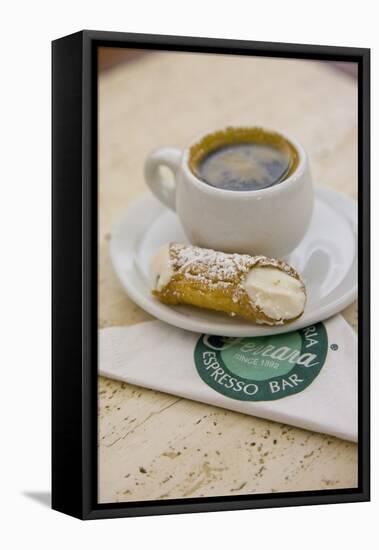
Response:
[194,323,328,401]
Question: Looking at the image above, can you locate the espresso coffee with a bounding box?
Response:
[189,128,299,192]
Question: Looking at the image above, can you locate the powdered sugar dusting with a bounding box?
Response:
[169,243,298,290]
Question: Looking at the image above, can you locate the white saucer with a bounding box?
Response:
[110,187,357,336]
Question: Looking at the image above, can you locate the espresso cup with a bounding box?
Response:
[144,127,314,258]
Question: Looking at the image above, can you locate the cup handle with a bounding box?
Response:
[144,147,182,211]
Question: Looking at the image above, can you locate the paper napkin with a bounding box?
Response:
[99,315,357,442]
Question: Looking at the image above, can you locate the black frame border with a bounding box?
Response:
[52,30,370,520]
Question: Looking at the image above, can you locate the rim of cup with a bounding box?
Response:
[182,126,308,198]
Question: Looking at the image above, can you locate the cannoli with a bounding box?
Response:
[150,243,306,325]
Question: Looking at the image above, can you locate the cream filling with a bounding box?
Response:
[150,244,174,291]
[242,266,305,321]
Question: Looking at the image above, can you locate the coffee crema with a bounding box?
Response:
[189,127,299,192]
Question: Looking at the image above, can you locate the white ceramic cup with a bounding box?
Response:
[144,127,314,258]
